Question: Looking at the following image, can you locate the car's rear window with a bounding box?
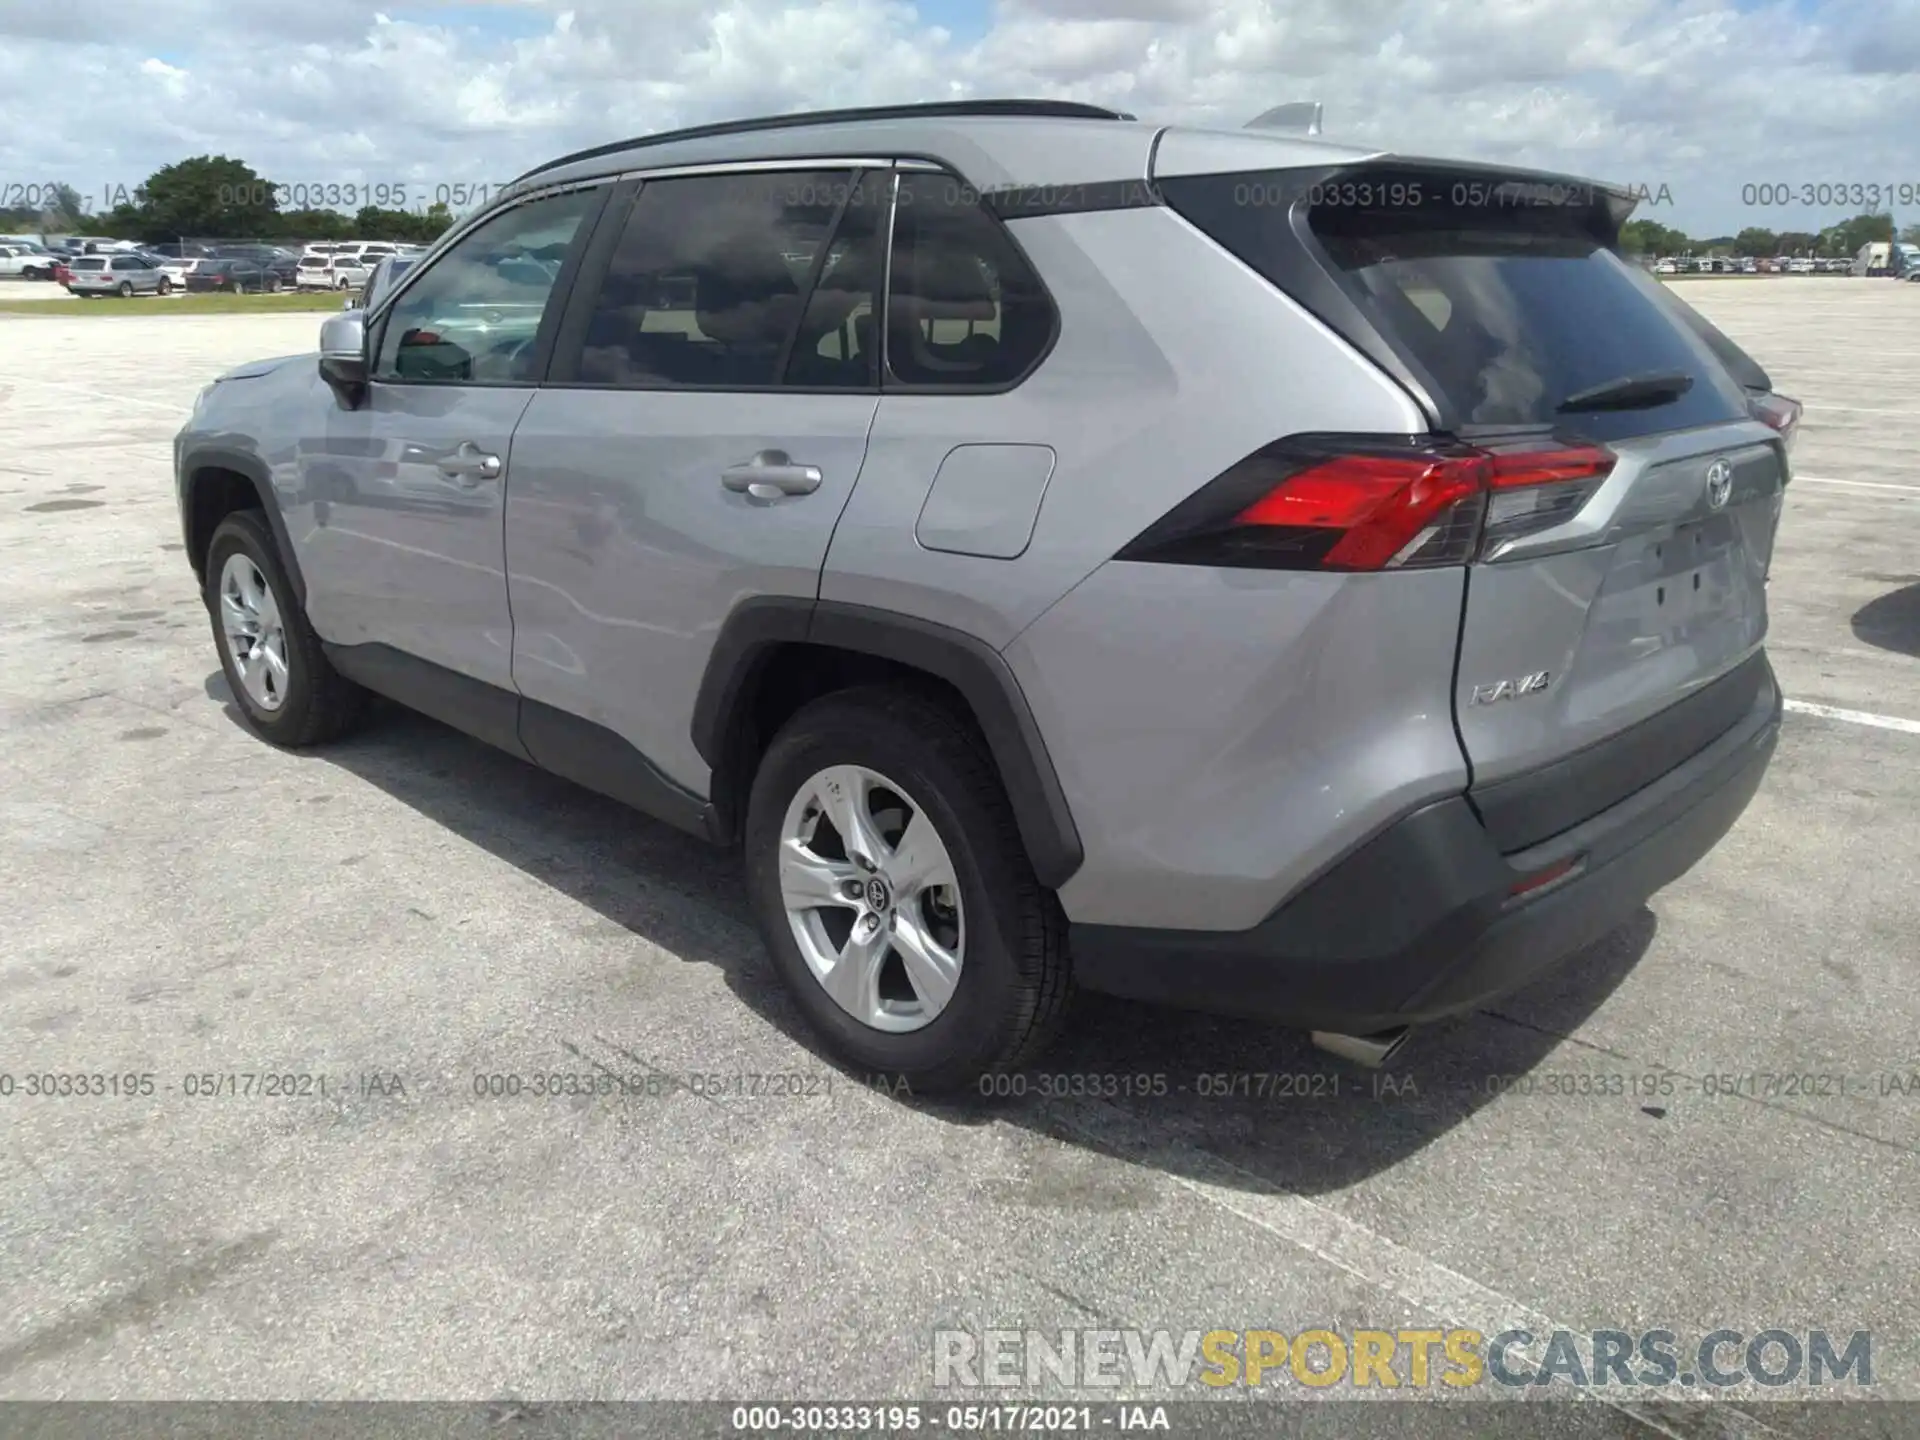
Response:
[1160,166,1752,442]
[72,258,105,270]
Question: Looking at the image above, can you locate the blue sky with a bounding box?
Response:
[2,0,1917,237]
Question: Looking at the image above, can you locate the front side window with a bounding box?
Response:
[570,169,880,390]
[373,186,600,386]
[885,172,1057,389]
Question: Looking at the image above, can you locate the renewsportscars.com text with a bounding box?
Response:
[932,1327,1873,1390]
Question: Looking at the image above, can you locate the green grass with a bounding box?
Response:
[0,291,350,316]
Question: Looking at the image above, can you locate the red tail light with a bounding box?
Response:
[1749,392,1802,452]
[1119,436,1616,573]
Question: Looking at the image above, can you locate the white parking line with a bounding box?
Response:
[1785,699,1920,735]
[1052,1099,1791,1434]
[14,378,191,415]
[1792,475,1920,494]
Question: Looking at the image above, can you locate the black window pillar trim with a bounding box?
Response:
[692,597,1085,889]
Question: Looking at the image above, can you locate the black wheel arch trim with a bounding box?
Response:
[693,597,1086,889]
[179,445,307,609]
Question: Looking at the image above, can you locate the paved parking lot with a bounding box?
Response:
[1,279,1917,1428]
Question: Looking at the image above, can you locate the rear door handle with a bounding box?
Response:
[438,441,503,484]
[721,450,823,500]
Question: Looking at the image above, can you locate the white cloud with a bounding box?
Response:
[0,0,1914,235]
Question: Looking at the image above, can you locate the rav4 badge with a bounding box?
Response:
[1470,671,1552,705]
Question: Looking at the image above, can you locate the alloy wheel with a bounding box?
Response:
[218,552,291,712]
[778,764,965,1033]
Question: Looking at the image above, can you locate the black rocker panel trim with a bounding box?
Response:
[518,696,713,839]
[322,643,715,841]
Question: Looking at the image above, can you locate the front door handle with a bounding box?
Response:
[721,450,823,501]
[438,442,503,484]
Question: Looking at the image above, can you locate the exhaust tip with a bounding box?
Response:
[1311,1027,1411,1069]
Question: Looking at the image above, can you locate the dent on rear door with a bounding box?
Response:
[503,388,880,794]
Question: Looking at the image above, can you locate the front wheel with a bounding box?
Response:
[204,510,366,747]
[743,686,1072,1095]
[157,278,171,295]
[265,275,281,293]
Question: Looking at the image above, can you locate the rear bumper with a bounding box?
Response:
[1068,655,1781,1033]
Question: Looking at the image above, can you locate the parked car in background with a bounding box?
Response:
[159,257,203,289]
[297,254,370,290]
[64,252,172,296]
[0,243,59,279]
[294,254,339,289]
[345,253,418,309]
[183,257,273,293]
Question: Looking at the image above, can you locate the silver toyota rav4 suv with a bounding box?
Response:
[175,100,1798,1092]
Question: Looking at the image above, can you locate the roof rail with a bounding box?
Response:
[512,99,1138,184]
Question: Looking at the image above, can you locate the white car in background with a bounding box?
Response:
[155,256,198,286]
[0,243,58,278]
[294,254,371,290]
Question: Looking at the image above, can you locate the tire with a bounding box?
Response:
[266,276,281,293]
[157,278,171,295]
[117,281,133,297]
[743,685,1072,1095]
[204,509,365,747]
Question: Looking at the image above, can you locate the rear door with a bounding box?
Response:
[505,166,887,794]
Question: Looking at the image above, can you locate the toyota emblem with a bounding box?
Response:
[1706,459,1734,510]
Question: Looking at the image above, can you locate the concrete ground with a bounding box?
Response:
[1,279,1916,1430]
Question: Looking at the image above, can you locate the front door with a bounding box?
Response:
[298,184,608,690]
[505,168,890,792]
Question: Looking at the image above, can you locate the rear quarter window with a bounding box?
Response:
[1160,166,1753,443]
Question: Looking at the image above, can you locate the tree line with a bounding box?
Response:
[1619,213,1916,259]
[0,156,457,243]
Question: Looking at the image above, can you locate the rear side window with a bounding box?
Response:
[1161,167,1750,442]
[568,169,874,390]
[886,172,1055,389]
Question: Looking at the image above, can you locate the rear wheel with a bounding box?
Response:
[204,510,365,747]
[117,281,132,297]
[744,686,1072,1095]
[157,278,171,295]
